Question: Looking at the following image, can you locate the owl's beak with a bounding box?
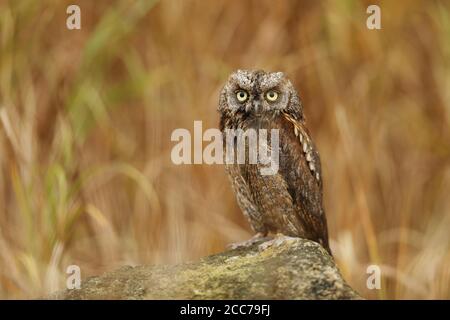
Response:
[253,100,262,114]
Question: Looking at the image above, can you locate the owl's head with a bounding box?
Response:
[219,69,303,119]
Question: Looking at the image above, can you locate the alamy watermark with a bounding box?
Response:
[66,5,380,31]
[66,265,81,289]
[66,5,81,30]
[366,5,381,30]
[366,264,381,290]
[171,121,280,175]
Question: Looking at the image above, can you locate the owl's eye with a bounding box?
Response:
[265,90,279,102]
[236,90,248,102]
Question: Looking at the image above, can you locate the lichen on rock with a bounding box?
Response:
[51,237,361,300]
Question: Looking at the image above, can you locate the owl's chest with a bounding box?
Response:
[231,115,294,161]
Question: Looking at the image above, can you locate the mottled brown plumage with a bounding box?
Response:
[218,70,331,254]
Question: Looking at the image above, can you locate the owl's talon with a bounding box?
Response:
[227,233,270,250]
[258,235,297,251]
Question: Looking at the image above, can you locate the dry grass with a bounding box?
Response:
[0,0,449,299]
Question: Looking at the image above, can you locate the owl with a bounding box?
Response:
[218,69,331,255]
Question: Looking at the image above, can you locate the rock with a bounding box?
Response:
[51,237,361,300]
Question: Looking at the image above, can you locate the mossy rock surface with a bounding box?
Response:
[51,237,361,300]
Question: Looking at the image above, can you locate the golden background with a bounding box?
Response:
[0,0,449,299]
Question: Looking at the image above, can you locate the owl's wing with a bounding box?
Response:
[280,112,330,253]
[282,113,323,189]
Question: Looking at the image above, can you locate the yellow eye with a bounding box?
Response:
[236,90,248,102]
[266,90,278,102]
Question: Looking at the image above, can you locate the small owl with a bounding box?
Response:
[218,69,331,254]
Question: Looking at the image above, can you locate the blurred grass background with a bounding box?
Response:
[0,0,449,299]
